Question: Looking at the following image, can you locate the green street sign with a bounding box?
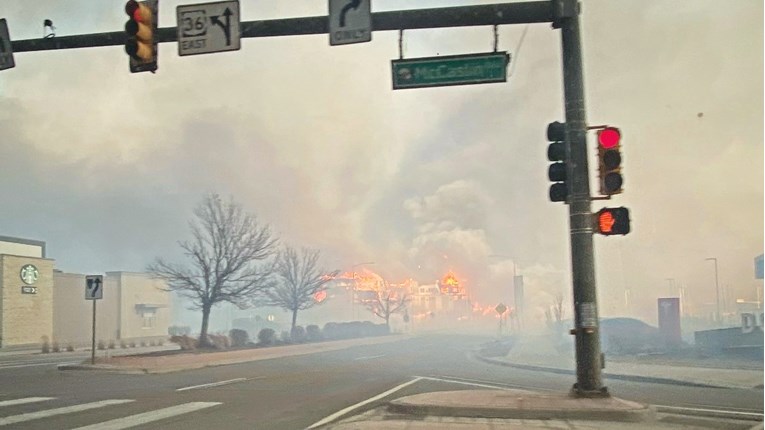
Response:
[391,52,510,90]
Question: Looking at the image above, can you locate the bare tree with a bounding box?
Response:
[261,246,338,335]
[147,193,278,347]
[366,286,410,332]
[553,293,565,323]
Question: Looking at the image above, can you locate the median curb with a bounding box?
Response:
[474,353,733,389]
[387,389,655,423]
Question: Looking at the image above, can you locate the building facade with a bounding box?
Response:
[0,236,54,347]
[0,236,170,348]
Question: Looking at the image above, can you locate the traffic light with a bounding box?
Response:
[597,127,622,195]
[546,121,567,203]
[124,0,158,73]
[595,207,630,235]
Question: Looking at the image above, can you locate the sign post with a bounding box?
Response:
[85,275,103,365]
[495,303,507,335]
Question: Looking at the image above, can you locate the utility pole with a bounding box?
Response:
[706,257,721,325]
[558,0,607,396]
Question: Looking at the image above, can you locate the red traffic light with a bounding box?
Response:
[597,127,621,149]
[595,207,630,235]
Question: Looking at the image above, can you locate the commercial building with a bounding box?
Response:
[0,235,170,348]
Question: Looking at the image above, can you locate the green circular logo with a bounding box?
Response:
[20,264,39,285]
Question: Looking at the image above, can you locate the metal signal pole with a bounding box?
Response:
[558,1,607,396]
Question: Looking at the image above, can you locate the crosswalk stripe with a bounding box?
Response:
[0,399,134,426]
[0,398,55,407]
[70,402,222,430]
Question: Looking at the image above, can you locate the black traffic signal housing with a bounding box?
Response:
[597,127,623,195]
[595,207,630,235]
[124,0,158,73]
[546,121,567,203]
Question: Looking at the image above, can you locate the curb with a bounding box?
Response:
[387,392,655,423]
[474,353,730,389]
[57,364,148,374]
[58,334,415,374]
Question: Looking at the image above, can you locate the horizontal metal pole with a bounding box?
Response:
[11,2,553,52]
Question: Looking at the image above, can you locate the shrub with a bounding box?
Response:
[120,340,128,349]
[41,336,50,354]
[205,334,230,349]
[229,329,249,347]
[322,321,388,340]
[97,340,106,350]
[170,335,197,350]
[108,340,116,349]
[257,328,276,346]
[306,325,322,342]
[140,341,147,347]
[291,326,306,343]
[129,342,136,348]
[51,340,60,353]
[280,330,292,343]
[168,325,191,336]
[66,344,75,352]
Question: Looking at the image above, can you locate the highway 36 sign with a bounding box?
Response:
[177,0,241,56]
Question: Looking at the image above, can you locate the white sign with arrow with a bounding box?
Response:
[177,0,240,56]
[329,0,371,46]
[85,275,103,300]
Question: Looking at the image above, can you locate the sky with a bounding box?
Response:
[0,0,762,330]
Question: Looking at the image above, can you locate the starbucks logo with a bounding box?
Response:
[20,264,39,285]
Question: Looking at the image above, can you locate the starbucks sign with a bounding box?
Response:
[20,264,39,285]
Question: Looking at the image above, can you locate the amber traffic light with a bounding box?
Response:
[124,0,158,73]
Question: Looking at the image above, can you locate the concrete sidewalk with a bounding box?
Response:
[480,335,764,390]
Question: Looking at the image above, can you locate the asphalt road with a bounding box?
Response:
[0,334,761,429]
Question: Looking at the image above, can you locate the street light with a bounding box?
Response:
[705,258,721,325]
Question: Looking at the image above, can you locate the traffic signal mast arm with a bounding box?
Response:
[11,2,555,53]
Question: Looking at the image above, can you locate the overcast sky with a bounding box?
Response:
[1,0,762,327]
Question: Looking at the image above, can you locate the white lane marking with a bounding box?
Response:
[418,375,515,391]
[353,354,386,361]
[428,375,557,393]
[0,398,55,407]
[306,377,424,429]
[0,399,134,426]
[70,402,222,430]
[656,404,764,418]
[175,378,248,392]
